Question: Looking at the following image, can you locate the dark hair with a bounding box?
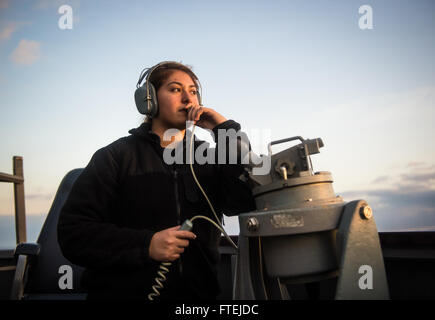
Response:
[149,62,199,93]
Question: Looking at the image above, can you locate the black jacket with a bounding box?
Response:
[57,120,255,299]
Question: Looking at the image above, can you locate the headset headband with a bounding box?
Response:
[136,61,200,89]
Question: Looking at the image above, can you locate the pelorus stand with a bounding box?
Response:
[234,136,389,300]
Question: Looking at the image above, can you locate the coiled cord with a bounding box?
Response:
[147,262,172,301]
[147,215,228,300]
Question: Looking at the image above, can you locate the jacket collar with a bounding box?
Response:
[128,122,160,144]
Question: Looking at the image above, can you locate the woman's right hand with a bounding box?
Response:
[148,225,197,262]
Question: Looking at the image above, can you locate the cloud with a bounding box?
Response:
[371,175,389,184]
[370,162,435,190]
[26,193,53,201]
[399,171,435,188]
[10,39,41,65]
[366,189,434,208]
[341,163,435,231]
[0,21,30,42]
[407,161,426,168]
[0,25,15,41]
[341,188,435,231]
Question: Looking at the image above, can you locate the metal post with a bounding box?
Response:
[13,156,26,244]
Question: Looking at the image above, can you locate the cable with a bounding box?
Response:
[188,124,238,250]
[191,215,225,234]
[147,123,240,300]
[147,215,228,300]
[147,262,172,301]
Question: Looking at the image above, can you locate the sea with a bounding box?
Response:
[0,214,47,250]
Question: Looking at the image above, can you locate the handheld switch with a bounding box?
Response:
[180,219,193,231]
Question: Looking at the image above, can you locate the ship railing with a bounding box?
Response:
[0,156,27,245]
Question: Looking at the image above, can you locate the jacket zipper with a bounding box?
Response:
[173,168,183,276]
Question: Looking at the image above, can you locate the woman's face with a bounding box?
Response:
[156,69,199,130]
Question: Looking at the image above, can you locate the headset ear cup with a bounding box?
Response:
[134,83,159,117]
[148,83,158,118]
[134,86,149,115]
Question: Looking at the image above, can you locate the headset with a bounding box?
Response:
[134,61,202,118]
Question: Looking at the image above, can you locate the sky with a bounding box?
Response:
[0,0,434,243]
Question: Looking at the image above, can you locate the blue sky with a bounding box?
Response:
[1,0,434,241]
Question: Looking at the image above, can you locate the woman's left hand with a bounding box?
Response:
[187,105,227,130]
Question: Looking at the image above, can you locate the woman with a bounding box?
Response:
[57,61,256,300]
